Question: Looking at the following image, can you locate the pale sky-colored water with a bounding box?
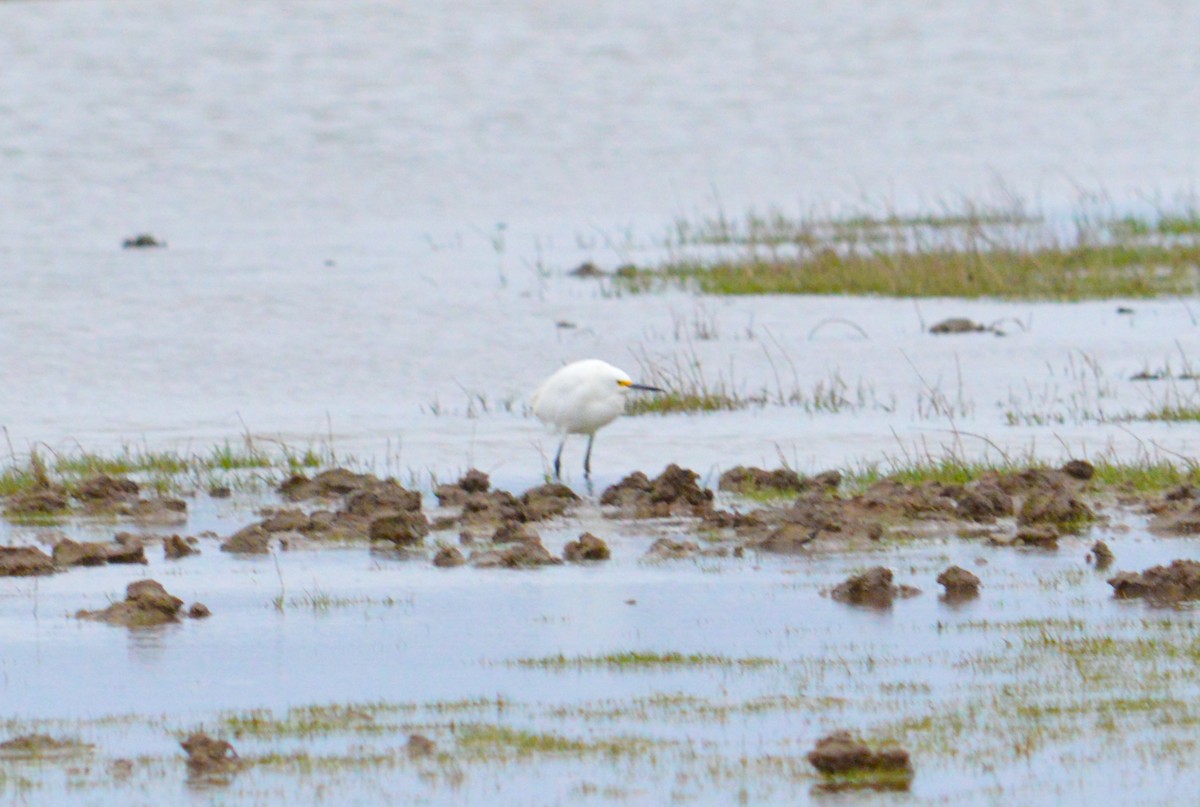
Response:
[1,0,1198,490]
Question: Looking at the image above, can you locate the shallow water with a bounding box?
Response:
[2,0,1200,487]
[3,498,1200,805]
[4,2,1200,804]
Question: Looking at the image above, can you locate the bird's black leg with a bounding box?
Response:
[553,438,565,479]
[583,434,595,478]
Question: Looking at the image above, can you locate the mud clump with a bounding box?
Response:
[181,733,242,779]
[937,565,981,601]
[434,469,491,506]
[221,524,272,554]
[951,480,1013,522]
[5,486,69,517]
[1109,559,1200,605]
[279,468,373,500]
[643,538,700,560]
[563,532,611,562]
[53,535,147,568]
[368,511,430,546]
[929,317,986,335]
[807,731,913,789]
[1014,525,1059,549]
[432,546,466,568]
[1088,540,1115,568]
[406,733,437,758]
[830,567,920,607]
[471,539,563,569]
[77,579,185,627]
[492,520,539,545]
[0,546,56,577]
[164,534,199,559]
[520,483,581,521]
[259,509,311,532]
[1060,459,1095,481]
[602,465,713,518]
[1018,488,1094,531]
[75,474,139,504]
[719,466,807,496]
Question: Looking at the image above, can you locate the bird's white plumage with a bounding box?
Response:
[531,359,632,435]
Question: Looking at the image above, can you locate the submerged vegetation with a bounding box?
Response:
[623,201,1200,299]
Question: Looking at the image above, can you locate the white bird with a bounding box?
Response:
[530,359,664,479]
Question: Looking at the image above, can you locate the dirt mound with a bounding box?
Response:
[77,579,186,627]
[181,733,242,779]
[929,317,986,334]
[719,466,809,495]
[950,480,1013,522]
[344,481,422,517]
[259,509,311,532]
[643,538,700,560]
[600,471,652,506]
[1018,488,1094,531]
[602,465,713,518]
[1014,525,1059,548]
[492,520,539,544]
[5,485,69,517]
[1109,559,1200,605]
[164,535,199,559]
[406,733,437,758]
[830,567,920,607]
[0,546,56,576]
[1060,459,1095,480]
[563,532,611,561]
[433,546,466,567]
[367,511,430,546]
[117,497,188,524]
[221,524,272,554]
[75,474,139,503]
[937,565,981,601]
[1087,540,1114,568]
[807,730,912,786]
[470,539,563,569]
[458,490,526,525]
[520,483,581,521]
[53,535,146,567]
[279,468,378,500]
[435,469,491,505]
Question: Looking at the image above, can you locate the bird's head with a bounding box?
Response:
[615,373,664,394]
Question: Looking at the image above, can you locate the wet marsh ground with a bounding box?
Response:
[5,1,1200,803]
[5,456,1200,805]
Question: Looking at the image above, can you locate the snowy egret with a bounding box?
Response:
[530,359,664,479]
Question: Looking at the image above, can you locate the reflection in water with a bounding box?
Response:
[125,622,182,666]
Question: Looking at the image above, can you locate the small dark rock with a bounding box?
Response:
[188,603,211,619]
[1015,526,1059,548]
[77,579,184,627]
[122,233,165,249]
[53,538,110,567]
